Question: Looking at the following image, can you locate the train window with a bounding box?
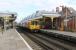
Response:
[32,21,39,25]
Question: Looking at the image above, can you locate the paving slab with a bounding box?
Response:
[0,29,32,50]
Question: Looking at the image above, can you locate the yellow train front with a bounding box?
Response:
[26,20,40,32]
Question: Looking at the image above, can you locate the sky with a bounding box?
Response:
[0,0,75,23]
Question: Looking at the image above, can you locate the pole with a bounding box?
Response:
[51,17,53,29]
[64,7,68,31]
[4,18,6,31]
[65,7,67,27]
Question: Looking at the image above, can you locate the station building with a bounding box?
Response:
[0,12,17,31]
[59,6,76,32]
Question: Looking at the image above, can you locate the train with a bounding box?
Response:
[19,18,41,32]
[25,20,40,32]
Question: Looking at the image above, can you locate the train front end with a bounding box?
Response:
[29,20,40,32]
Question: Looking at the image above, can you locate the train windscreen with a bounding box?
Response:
[32,21,39,25]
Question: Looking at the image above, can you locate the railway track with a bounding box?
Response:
[34,33,76,50]
[16,27,76,50]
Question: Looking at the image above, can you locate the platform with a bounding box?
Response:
[0,29,32,50]
[40,29,76,37]
[40,29,76,43]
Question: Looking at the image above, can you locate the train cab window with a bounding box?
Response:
[32,21,39,25]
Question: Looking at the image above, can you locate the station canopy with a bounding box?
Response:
[21,10,61,23]
[42,13,61,18]
[0,12,17,17]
